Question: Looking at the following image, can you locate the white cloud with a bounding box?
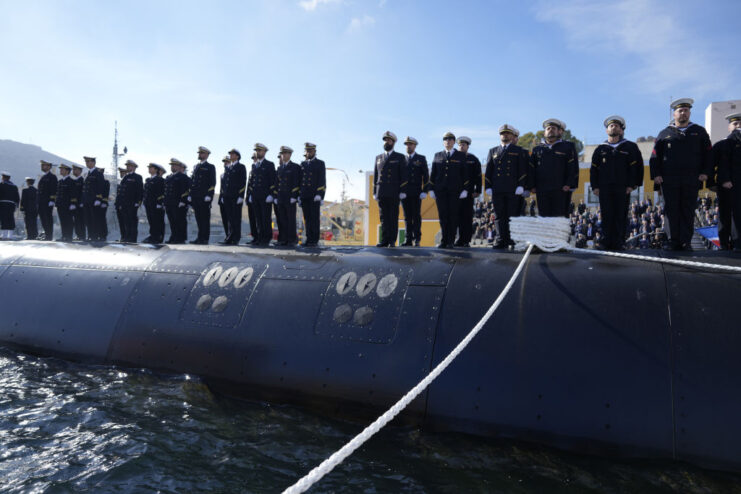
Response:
[532,0,734,96]
[298,0,342,11]
[347,14,375,33]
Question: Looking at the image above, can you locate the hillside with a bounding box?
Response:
[0,139,81,183]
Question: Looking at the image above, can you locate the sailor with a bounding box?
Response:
[217,155,230,241]
[400,136,428,246]
[164,158,191,244]
[37,160,58,240]
[528,119,579,217]
[82,156,106,241]
[429,132,467,248]
[0,172,20,240]
[100,173,110,241]
[218,149,246,245]
[590,116,644,250]
[247,143,276,246]
[20,177,38,240]
[274,145,301,246]
[373,131,408,247]
[54,163,75,241]
[484,124,528,248]
[512,127,532,216]
[70,164,85,240]
[115,159,143,243]
[245,152,259,244]
[142,163,166,244]
[299,142,326,247]
[189,146,216,244]
[455,136,481,247]
[649,98,712,250]
[714,112,741,251]
[117,166,127,180]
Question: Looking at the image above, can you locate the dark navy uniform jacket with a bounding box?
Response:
[462,152,482,195]
[429,149,467,194]
[529,140,579,191]
[21,186,37,214]
[590,140,643,189]
[38,172,58,206]
[221,162,247,200]
[71,176,83,208]
[190,161,216,201]
[143,175,165,208]
[55,176,75,210]
[300,157,326,200]
[485,144,529,194]
[102,180,110,207]
[374,151,408,199]
[0,181,19,206]
[164,172,191,208]
[115,173,144,208]
[404,153,429,195]
[649,123,712,184]
[250,159,277,201]
[82,168,106,205]
[276,161,302,202]
[716,129,741,185]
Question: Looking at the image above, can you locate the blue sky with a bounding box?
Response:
[1,0,738,200]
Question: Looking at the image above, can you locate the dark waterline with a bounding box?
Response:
[1,347,740,494]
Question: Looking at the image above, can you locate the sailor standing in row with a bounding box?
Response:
[650,98,712,251]
[401,136,428,246]
[373,131,408,247]
[274,146,301,246]
[116,160,143,243]
[429,132,467,248]
[485,124,528,249]
[529,119,579,217]
[82,156,106,241]
[714,112,741,251]
[37,160,57,240]
[245,152,258,244]
[455,136,481,247]
[20,177,38,240]
[218,148,246,245]
[164,159,191,244]
[70,164,85,240]
[0,172,19,240]
[54,164,76,241]
[142,163,166,244]
[190,146,216,244]
[299,142,326,247]
[248,143,277,246]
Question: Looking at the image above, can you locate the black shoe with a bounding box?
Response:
[189,239,202,245]
[437,243,449,248]
[414,241,420,247]
[376,242,388,247]
[662,243,678,251]
[459,242,470,248]
[681,244,693,252]
[401,241,413,246]
[492,242,507,249]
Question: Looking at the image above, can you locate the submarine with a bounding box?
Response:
[0,239,740,473]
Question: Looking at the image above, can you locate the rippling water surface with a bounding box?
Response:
[1,347,740,493]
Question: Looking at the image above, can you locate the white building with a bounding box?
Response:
[705,99,741,144]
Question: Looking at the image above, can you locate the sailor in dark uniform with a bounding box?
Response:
[114,166,127,240]
[429,132,467,248]
[455,136,481,247]
[189,146,216,244]
[20,177,38,240]
[70,164,85,240]
[247,143,276,246]
[218,149,246,245]
[400,136,428,246]
[373,131,408,247]
[82,156,106,241]
[54,164,75,241]
[299,142,326,247]
[142,163,166,244]
[590,116,644,250]
[649,98,712,250]
[164,158,191,244]
[37,160,57,240]
[115,160,143,243]
[0,172,20,240]
[714,112,741,251]
[216,155,230,240]
[245,153,258,244]
[274,146,301,246]
[529,119,579,217]
[485,124,528,248]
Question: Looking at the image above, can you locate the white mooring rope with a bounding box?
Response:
[282,243,535,494]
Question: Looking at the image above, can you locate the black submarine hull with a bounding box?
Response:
[0,241,740,472]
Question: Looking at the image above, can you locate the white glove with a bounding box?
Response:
[314,195,321,202]
[273,198,278,205]
[94,200,101,206]
[134,203,139,208]
[248,195,252,203]
[515,186,524,196]
[373,195,378,201]
[399,193,407,199]
[485,188,493,196]
[156,204,163,209]
[290,198,297,204]
[420,192,427,199]
[522,190,531,198]
[429,191,436,199]
[101,203,107,209]
[48,201,55,207]
[187,196,191,202]
[298,198,302,206]
[178,201,185,207]
[204,196,212,202]
[459,190,468,199]
[69,204,76,210]
[266,195,274,203]
[237,197,244,205]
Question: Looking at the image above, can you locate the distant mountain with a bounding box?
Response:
[0,139,81,184]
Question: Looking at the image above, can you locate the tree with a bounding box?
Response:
[517,129,584,155]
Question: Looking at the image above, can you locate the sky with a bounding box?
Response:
[1,0,739,201]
